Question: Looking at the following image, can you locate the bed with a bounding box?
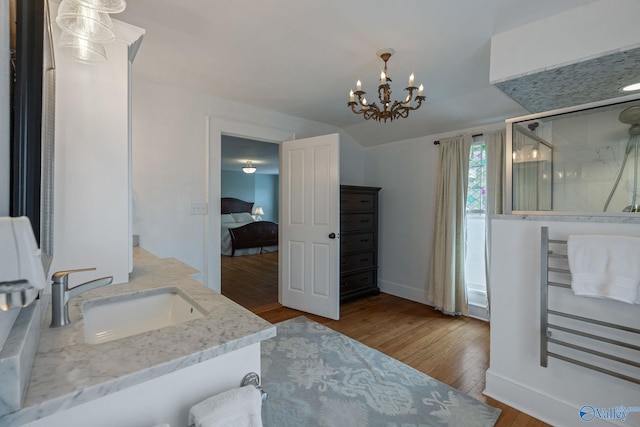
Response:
[221,197,278,256]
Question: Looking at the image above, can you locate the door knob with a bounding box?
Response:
[328,233,336,239]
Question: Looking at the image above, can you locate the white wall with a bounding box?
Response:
[364,136,439,303]
[490,0,640,83]
[485,217,640,427]
[131,78,365,273]
[364,123,504,304]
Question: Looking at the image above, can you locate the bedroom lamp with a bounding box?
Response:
[348,48,426,123]
[253,206,264,221]
[242,161,257,174]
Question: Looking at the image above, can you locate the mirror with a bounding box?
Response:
[10,0,55,274]
[507,96,640,214]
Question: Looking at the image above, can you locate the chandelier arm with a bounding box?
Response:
[367,103,385,121]
[364,107,378,120]
[388,103,401,118]
[352,90,368,108]
[349,103,367,115]
[397,107,411,119]
[407,96,426,111]
[388,101,408,120]
[369,102,381,113]
[378,84,391,108]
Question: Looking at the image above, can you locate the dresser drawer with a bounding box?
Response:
[340,213,375,231]
[340,192,376,211]
[341,251,375,272]
[340,269,376,293]
[340,232,375,252]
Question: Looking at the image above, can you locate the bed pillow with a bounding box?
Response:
[232,212,254,223]
[221,214,236,223]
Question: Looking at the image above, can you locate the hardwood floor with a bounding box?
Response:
[222,253,549,426]
[221,252,278,309]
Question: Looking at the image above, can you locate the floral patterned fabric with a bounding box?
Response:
[261,317,501,427]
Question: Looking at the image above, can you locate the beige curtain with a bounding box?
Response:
[427,135,472,316]
[484,129,506,318]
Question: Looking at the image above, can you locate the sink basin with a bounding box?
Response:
[83,287,206,344]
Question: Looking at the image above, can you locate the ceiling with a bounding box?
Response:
[116,0,604,148]
[221,135,280,175]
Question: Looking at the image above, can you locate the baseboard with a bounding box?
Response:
[468,302,488,321]
[484,370,623,427]
[379,279,490,321]
[378,279,429,305]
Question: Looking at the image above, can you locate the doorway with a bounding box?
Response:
[206,118,341,320]
[204,117,294,299]
[220,135,279,310]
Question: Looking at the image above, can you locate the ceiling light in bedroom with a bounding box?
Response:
[242,161,257,174]
[348,48,426,123]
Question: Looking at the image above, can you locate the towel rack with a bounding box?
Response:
[540,226,640,385]
[241,371,267,402]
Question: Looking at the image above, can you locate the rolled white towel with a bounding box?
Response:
[188,386,262,427]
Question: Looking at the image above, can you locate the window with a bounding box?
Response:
[467,143,486,213]
[465,140,488,320]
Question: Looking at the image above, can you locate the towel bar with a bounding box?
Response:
[540,226,640,385]
[187,374,266,427]
[241,371,267,402]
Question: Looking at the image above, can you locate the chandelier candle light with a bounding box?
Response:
[348,49,425,122]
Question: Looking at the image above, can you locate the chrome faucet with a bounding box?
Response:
[50,268,113,328]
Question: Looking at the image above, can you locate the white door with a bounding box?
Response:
[280,133,340,320]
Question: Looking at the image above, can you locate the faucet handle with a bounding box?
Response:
[52,268,96,284]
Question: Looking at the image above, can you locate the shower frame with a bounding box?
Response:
[512,123,554,211]
[505,93,640,215]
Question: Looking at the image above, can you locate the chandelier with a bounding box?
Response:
[348,49,425,122]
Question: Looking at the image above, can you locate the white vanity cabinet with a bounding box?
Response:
[24,344,261,427]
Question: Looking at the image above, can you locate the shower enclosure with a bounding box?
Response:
[506,96,640,214]
[512,123,553,211]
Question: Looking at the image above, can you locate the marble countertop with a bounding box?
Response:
[0,248,276,426]
[492,213,640,223]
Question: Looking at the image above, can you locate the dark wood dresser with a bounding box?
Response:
[340,185,381,302]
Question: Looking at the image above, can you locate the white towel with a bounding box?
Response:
[188,386,262,427]
[567,234,640,304]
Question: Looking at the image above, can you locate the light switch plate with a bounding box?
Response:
[190,202,208,215]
